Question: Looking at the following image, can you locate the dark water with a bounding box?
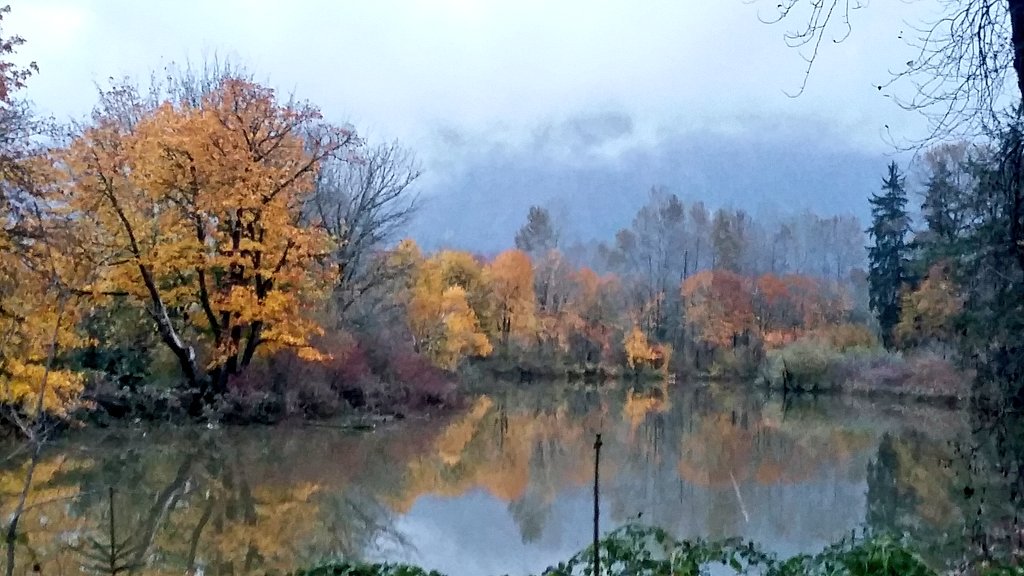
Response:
[0,382,986,575]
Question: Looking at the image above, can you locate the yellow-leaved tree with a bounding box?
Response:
[55,77,358,406]
[485,249,535,347]
[0,20,88,419]
[403,248,493,370]
[897,263,964,347]
[0,235,89,418]
[624,325,657,370]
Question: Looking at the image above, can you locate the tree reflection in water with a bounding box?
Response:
[4,379,1019,575]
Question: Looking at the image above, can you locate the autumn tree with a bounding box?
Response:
[0,5,34,104]
[403,249,493,369]
[0,6,88,422]
[57,76,358,407]
[896,263,963,347]
[682,270,755,349]
[868,162,912,349]
[624,325,657,371]
[754,274,786,332]
[553,267,622,366]
[485,249,535,347]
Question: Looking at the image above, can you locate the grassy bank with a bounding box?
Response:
[292,524,1016,576]
[759,337,971,402]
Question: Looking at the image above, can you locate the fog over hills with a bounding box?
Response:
[409,112,889,252]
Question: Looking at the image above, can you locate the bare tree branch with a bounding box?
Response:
[759,0,1024,143]
[309,140,421,321]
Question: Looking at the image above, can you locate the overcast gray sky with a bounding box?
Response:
[8,0,942,247]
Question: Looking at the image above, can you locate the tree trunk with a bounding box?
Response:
[1011,0,1024,104]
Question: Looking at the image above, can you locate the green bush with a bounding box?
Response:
[762,338,846,391]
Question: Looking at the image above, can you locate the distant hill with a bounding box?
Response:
[407,114,893,251]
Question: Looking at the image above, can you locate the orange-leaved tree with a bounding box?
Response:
[485,249,535,347]
[682,270,755,348]
[55,77,358,405]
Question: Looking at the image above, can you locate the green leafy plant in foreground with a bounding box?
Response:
[294,562,444,576]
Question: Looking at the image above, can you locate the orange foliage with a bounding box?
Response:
[486,249,536,344]
[56,77,356,386]
[682,270,755,347]
[755,273,855,347]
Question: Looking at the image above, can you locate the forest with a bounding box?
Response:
[4,0,1024,574]
[0,11,970,430]
[0,8,891,428]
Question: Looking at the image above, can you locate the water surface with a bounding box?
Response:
[1,381,972,575]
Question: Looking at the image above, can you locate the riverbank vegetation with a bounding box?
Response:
[0,3,887,432]
[0,0,1008,434]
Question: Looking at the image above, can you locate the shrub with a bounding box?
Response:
[763,337,844,391]
[842,350,969,400]
[763,336,969,400]
[388,348,455,408]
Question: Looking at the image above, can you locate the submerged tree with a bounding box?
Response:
[868,162,911,349]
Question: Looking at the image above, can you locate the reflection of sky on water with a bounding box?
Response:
[4,385,970,576]
[371,461,870,576]
[372,490,586,576]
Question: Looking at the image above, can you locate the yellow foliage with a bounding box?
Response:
[0,234,89,416]
[624,325,657,369]
[897,263,964,346]
[405,251,493,369]
[54,78,355,381]
[485,249,536,344]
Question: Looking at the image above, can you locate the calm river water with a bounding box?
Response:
[1,381,978,575]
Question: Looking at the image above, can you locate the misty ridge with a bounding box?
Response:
[410,110,885,256]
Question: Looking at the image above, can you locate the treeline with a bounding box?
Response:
[863,139,1024,407]
[0,69,873,427]
[0,9,874,427]
[345,190,870,383]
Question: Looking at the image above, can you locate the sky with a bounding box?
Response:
[7,0,942,249]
